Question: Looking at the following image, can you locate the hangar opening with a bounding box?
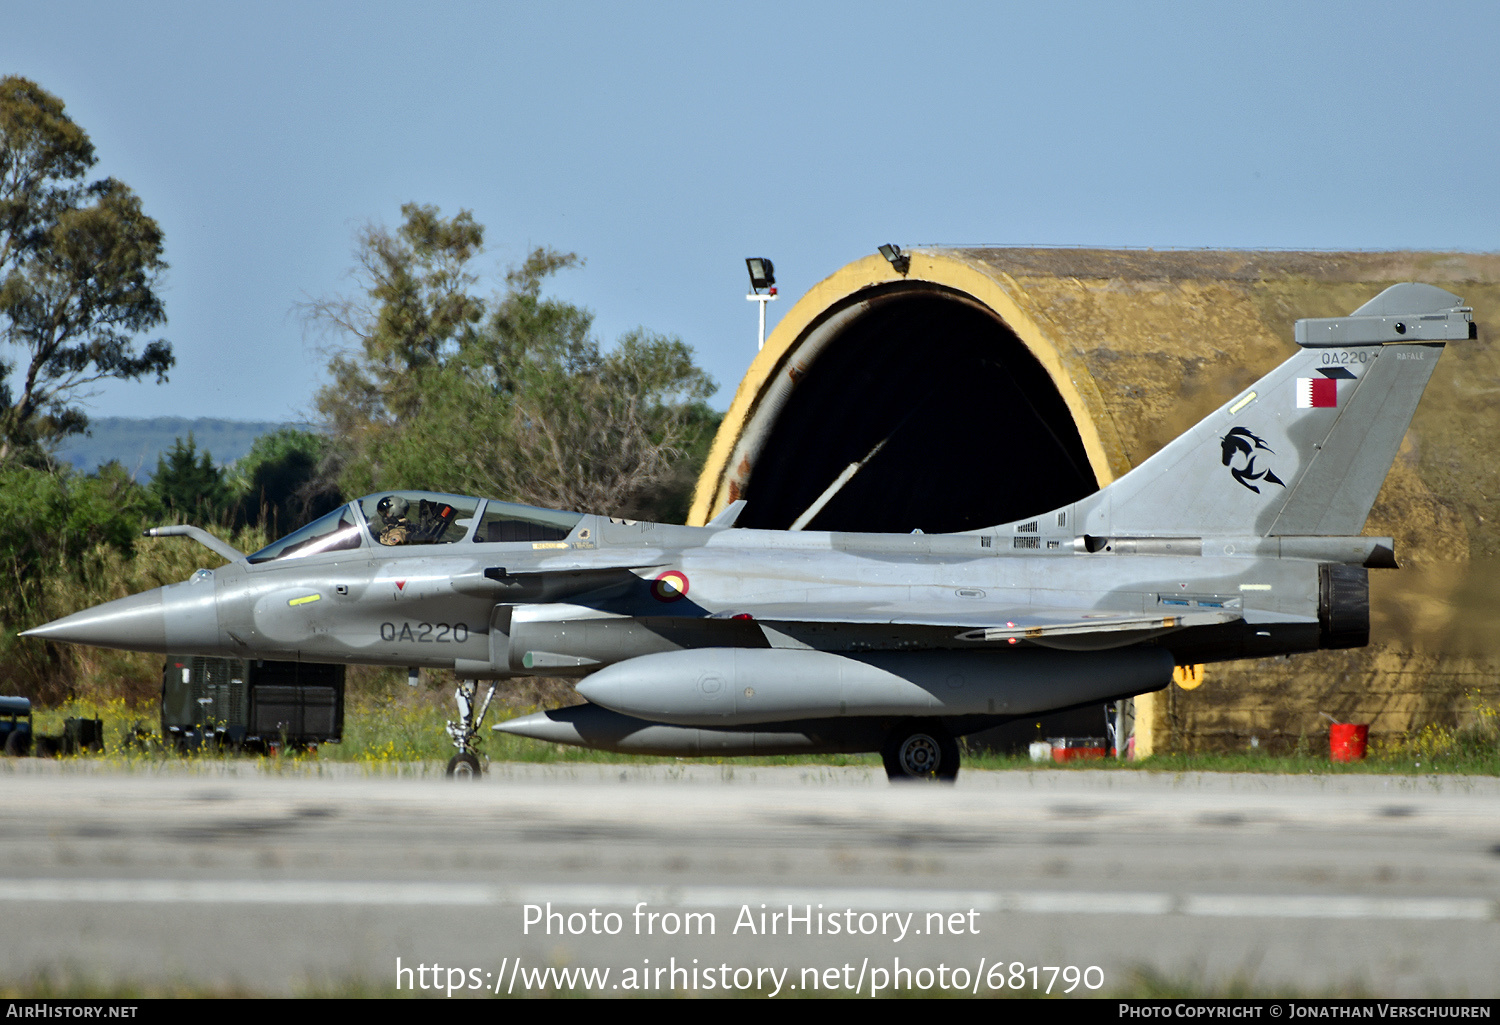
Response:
[732,285,1099,534]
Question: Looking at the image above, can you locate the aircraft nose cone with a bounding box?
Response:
[23,589,168,653]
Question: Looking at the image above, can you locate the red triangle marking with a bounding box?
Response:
[396,580,406,591]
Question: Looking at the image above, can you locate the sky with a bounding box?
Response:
[6,0,1499,424]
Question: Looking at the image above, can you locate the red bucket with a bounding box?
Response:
[1329,723,1368,762]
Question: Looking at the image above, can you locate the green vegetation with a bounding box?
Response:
[305,203,719,522]
[226,425,341,533]
[18,681,1500,776]
[149,427,339,537]
[2,95,718,704]
[0,521,270,707]
[51,416,300,480]
[0,425,329,704]
[0,76,172,465]
[0,462,226,704]
[151,434,233,523]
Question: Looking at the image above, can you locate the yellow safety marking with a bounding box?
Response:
[1173,664,1205,691]
[532,542,569,550]
[1229,391,1257,414]
[288,594,321,607]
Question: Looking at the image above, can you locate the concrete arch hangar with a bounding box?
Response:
[690,249,1125,533]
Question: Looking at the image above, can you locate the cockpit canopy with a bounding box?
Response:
[245,491,584,564]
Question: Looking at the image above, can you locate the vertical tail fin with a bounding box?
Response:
[1074,283,1474,538]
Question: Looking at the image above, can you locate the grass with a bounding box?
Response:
[14,683,1500,776]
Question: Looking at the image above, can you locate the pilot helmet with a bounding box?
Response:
[376,495,410,522]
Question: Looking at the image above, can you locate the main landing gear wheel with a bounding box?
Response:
[446,752,482,778]
[881,721,959,782]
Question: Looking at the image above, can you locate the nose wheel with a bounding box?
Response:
[881,721,960,782]
[445,677,495,778]
[446,752,482,778]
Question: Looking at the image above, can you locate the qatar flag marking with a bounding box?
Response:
[1296,377,1337,408]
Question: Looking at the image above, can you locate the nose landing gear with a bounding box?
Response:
[445,677,494,778]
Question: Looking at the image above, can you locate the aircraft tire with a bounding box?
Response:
[881,722,959,782]
[4,731,30,757]
[446,753,482,779]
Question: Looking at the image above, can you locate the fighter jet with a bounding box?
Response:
[24,283,1476,780]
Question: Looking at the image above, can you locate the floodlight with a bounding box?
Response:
[746,258,775,292]
[878,243,909,274]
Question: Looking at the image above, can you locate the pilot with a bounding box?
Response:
[376,495,413,546]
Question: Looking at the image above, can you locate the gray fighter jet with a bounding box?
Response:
[25,284,1476,780]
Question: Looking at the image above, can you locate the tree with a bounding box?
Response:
[0,460,152,576]
[224,427,340,534]
[307,204,717,519]
[304,202,484,436]
[0,460,157,701]
[0,76,172,463]
[151,434,230,523]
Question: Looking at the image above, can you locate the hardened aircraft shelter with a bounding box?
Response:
[690,248,1500,752]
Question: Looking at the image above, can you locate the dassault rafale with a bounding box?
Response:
[25,284,1476,780]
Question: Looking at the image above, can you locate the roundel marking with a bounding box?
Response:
[651,570,690,602]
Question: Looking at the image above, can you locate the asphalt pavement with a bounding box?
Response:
[2,760,1497,997]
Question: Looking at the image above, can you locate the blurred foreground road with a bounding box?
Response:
[1,761,1497,997]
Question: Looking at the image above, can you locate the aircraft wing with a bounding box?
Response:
[714,601,1241,641]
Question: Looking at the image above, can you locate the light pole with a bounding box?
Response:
[745,257,777,351]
